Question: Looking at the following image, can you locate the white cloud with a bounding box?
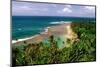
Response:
[84,6,95,14]
[57,5,72,14]
[62,7,72,13]
[58,7,72,14]
[65,5,72,8]
[13,5,33,11]
[19,6,32,10]
[84,6,95,10]
[13,5,49,12]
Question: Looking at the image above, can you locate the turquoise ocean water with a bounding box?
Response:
[12,16,95,40]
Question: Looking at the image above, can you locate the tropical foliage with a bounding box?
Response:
[12,22,96,66]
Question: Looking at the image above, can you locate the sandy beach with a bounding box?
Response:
[12,23,73,46]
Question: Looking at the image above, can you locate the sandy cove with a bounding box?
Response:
[12,23,77,46]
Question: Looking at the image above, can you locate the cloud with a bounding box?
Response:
[83,6,95,15]
[19,6,32,10]
[12,2,33,11]
[65,5,72,8]
[13,5,43,11]
[57,5,72,14]
[85,6,95,10]
[62,7,72,13]
[12,1,95,17]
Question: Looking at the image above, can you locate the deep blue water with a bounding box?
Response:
[12,16,95,40]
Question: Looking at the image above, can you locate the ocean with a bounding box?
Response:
[12,16,95,40]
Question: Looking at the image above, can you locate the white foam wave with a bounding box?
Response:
[40,27,50,35]
[50,21,72,24]
[12,35,39,44]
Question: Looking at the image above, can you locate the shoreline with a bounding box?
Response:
[12,26,51,44]
[12,35,40,44]
[12,22,72,45]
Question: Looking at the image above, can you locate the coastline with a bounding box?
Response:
[12,35,40,44]
[12,22,72,45]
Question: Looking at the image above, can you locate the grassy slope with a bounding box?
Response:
[12,22,96,66]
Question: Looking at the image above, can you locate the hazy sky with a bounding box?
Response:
[12,1,95,17]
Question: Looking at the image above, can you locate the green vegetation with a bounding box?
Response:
[12,22,96,66]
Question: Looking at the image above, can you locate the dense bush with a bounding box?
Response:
[12,22,96,66]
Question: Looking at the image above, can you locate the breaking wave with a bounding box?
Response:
[50,21,72,24]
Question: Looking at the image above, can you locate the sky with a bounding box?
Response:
[12,1,96,17]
